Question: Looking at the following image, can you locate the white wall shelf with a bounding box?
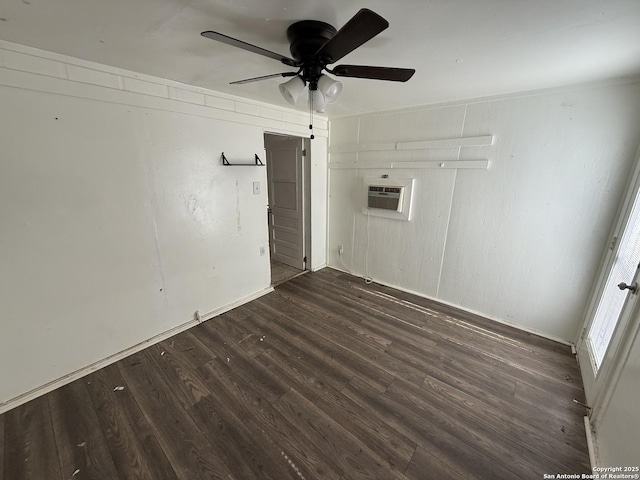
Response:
[329,159,489,169]
[221,152,265,166]
[328,135,494,154]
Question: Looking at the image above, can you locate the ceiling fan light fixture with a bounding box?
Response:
[279,75,305,105]
[317,75,343,104]
[308,89,327,113]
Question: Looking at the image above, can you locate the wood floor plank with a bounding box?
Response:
[317,269,573,355]
[255,295,397,392]
[258,284,425,388]
[272,388,409,480]
[276,282,394,352]
[269,313,396,393]
[386,338,585,428]
[220,303,355,393]
[278,277,441,356]
[3,396,62,480]
[272,282,412,353]
[294,273,582,395]
[320,284,585,426]
[408,333,582,418]
[433,330,583,398]
[152,336,296,480]
[404,445,478,480]
[417,375,590,472]
[388,377,589,476]
[189,394,295,480]
[119,351,230,479]
[85,363,178,480]
[160,330,217,369]
[271,260,302,285]
[144,343,210,408]
[342,377,522,480]
[408,344,589,448]
[346,280,581,380]
[214,310,273,358]
[242,314,354,391]
[255,346,418,473]
[272,284,428,385]
[195,322,289,404]
[198,360,345,479]
[0,268,591,479]
[208,311,258,345]
[48,379,120,479]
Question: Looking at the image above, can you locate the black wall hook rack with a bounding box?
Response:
[221,152,264,166]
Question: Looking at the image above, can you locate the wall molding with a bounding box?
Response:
[0,39,328,135]
[397,135,494,150]
[329,135,494,154]
[329,159,489,170]
[331,76,640,121]
[0,286,274,414]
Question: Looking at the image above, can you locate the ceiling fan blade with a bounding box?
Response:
[201,31,298,67]
[315,9,389,64]
[332,65,415,82]
[230,72,298,85]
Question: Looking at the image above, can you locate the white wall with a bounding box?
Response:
[0,41,328,410]
[328,81,640,342]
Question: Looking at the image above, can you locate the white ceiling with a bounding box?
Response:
[1,0,639,117]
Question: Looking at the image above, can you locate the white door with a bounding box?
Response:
[577,151,640,418]
[265,135,305,270]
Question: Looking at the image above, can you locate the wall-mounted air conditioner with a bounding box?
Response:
[362,177,415,221]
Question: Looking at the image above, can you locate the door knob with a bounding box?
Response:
[617,282,638,293]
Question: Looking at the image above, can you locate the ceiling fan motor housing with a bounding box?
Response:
[287,20,337,88]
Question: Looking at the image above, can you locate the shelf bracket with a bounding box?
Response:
[221,152,264,166]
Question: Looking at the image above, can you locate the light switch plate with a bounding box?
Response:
[253,181,261,195]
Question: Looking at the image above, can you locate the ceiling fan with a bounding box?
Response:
[201,8,415,114]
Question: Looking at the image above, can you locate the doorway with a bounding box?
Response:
[577,147,640,425]
[264,133,311,286]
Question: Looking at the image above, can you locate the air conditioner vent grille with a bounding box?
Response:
[368,185,404,211]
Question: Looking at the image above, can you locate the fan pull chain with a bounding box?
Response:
[309,92,315,140]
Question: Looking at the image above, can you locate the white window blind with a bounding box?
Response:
[588,193,640,370]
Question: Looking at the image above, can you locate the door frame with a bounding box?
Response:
[576,144,640,426]
[264,132,311,271]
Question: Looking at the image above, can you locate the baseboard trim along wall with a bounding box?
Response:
[584,416,599,471]
[0,286,274,415]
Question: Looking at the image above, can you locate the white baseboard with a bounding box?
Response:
[584,416,599,471]
[327,265,573,346]
[0,286,273,415]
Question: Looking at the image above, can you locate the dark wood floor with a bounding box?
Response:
[271,260,303,286]
[0,268,591,480]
